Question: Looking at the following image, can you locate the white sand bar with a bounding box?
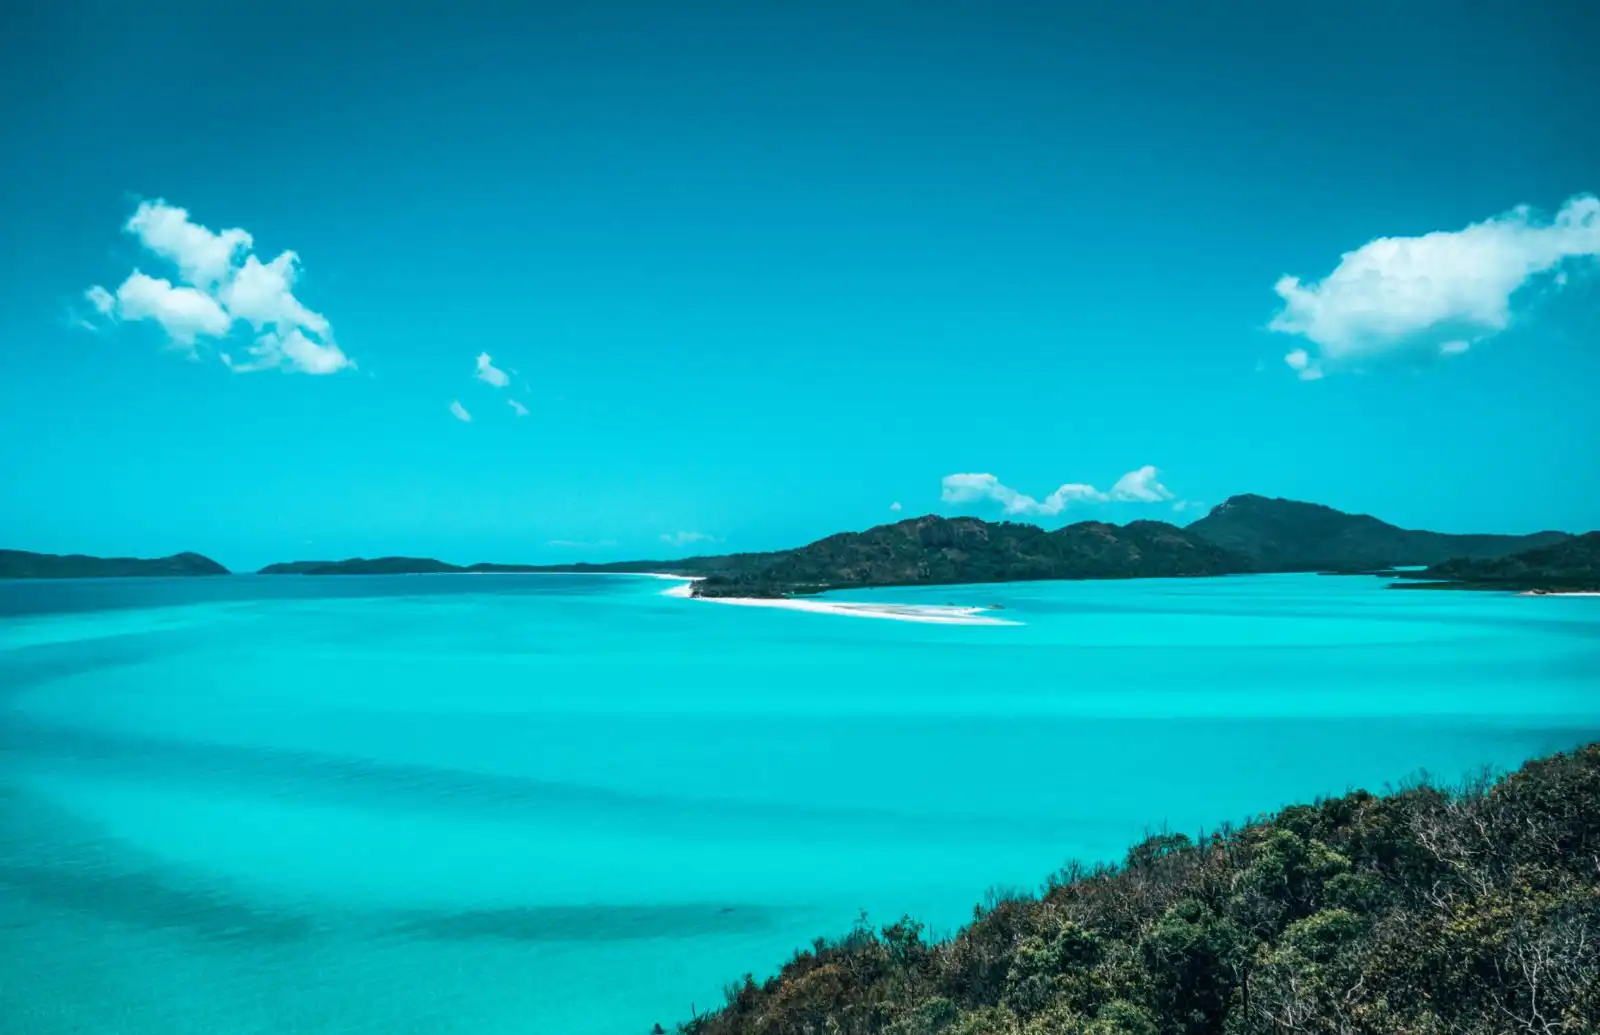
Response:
[656,578,1018,625]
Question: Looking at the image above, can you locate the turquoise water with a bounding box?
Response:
[1,573,1596,1034]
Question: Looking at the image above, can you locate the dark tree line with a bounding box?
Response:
[674,745,1600,1035]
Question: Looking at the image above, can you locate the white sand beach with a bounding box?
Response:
[656,578,1017,625]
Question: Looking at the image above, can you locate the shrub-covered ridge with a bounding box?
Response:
[676,745,1600,1035]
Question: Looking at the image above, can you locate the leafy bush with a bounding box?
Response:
[677,744,1600,1035]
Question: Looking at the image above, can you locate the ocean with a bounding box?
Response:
[1,572,1596,1034]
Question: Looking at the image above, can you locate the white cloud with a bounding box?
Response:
[113,270,232,345]
[227,328,353,375]
[124,200,252,289]
[1439,339,1472,356]
[219,252,330,337]
[1171,499,1206,514]
[941,473,1104,516]
[85,285,115,316]
[660,531,716,548]
[88,198,353,375]
[475,353,510,388]
[1282,347,1324,381]
[449,400,472,422]
[1269,194,1600,372]
[889,501,902,511]
[1108,465,1174,503]
[942,467,1176,517]
[508,398,529,417]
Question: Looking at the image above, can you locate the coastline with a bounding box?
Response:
[657,577,1017,625]
[1520,589,1600,597]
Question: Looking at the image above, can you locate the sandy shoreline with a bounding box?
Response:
[1520,590,1600,597]
[653,577,1017,625]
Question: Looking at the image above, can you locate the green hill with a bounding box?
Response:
[691,515,1250,598]
[0,549,228,579]
[1185,494,1568,572]
[1399,530,1600,592]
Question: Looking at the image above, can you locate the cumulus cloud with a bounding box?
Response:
[475,353,510,388]
[1270,194,1600,373]
[219,253,331,338]
[889,501,902,512]
[1108,465,1174,503]
[87,199,353,375]
[940,473,1101,516]
[125,200,252,289]
[508,398,529,417]
[942,467,1176,517]
[660,531,716,548]
[113,271,232,345]
[449,400,472,422]
[227,328,352,375]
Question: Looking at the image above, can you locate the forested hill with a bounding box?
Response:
[0,549,228,579]
[691,516,1250,598]
[1401,530,1600,592]
[673,743,1600,1035]
[1186,494,1569,572]
[251,497,1581,593]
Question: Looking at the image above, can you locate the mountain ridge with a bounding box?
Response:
[1185,493,1568,572]
[690,514,1250,597]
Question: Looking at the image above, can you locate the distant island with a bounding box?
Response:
[258,557,542,575]
[673,743,1600,1035]
[1184,493,1568,572]
[0,549,228,579]
[686,515,1246,598]
[250,495,1582,598]
[1392,531,1600,592]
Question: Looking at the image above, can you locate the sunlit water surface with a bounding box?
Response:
[1,573,1596,1033]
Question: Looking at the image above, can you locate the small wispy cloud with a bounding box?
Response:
[475,353,510,388]
[1171,499,1206,514]
[660,531,716,548]
[940,466,1174,517]
[85,285,115,316]
[85,199,353,375]
[889,501,902,512]
[1270,193,1600,377]
[449,400,472,422]
[508,398,529,417]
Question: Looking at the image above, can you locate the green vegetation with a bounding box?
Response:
[257,553,786,577]
[675,744,1600,1035]
[1185,494,1568,573]
[1394,531,1600,593]
[252,497,1579,595]
[692,516,1249,598]
[259,557,473,575]
[0,549,228,579]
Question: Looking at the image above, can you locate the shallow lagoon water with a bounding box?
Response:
[1,572,1596,1034]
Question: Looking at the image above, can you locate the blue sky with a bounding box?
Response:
[2,2,1597,570]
